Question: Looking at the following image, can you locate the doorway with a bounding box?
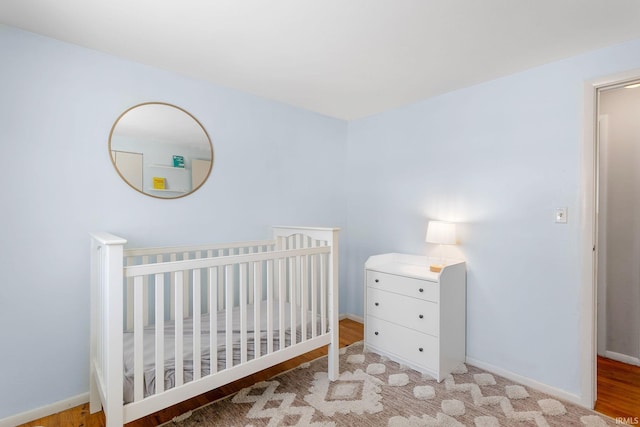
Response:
[112,150,143,192]
[592,78,640,420]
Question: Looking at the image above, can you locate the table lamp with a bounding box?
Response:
[425,220,456,272]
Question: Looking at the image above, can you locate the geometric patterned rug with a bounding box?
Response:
[167,341,619,426]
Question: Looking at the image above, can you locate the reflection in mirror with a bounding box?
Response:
[109,102,213,199]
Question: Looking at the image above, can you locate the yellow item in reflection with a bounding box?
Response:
[152,177,166,190]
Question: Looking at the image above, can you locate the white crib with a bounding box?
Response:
[89,226,339,427]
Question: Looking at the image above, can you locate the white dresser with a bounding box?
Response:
[364,253,466,381]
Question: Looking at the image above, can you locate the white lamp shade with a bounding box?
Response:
[425,221,456,245]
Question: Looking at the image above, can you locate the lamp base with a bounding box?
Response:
[429,264,443,273]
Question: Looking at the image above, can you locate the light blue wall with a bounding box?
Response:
[346,38,640,397]
[0,25,347,418]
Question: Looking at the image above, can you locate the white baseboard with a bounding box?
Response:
[339,313,364,323]
[0,392,89,427]
[604,351,640,367]
[465,357,582,406]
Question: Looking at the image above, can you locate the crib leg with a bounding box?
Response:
[327,312,339,381]
[328,340,339,381]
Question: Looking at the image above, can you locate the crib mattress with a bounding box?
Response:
[122,301,319,403]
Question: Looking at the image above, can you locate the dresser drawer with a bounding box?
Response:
[367,270,439,303]
[366,287,439,336]
[366,316,438,370]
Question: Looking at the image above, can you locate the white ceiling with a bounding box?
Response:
[2,0,640,120]
[112,103,210,148]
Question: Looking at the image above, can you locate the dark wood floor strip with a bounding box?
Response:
[595,356,640,422]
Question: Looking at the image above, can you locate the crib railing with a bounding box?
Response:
[90,226,339,426]
[123,245,332,400]
[123,239,277,329]
[121,233,333,329]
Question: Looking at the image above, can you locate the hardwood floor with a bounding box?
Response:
[18,319,364,427]
[595,356,640,422]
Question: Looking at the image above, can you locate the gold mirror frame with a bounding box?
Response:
[108,102,214,199]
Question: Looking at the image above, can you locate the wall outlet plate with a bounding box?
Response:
[555,207,568,223]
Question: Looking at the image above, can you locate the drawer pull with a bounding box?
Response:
[419,314,424,319]
[419,288,424,293]
[419,347,424,352]
[375,279,379,283]
[374,331,379,335]
[374,302,379,306]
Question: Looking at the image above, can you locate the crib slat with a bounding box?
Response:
[225,265,233,369]
[126,257,134,331]
[217,250,224,311]
[170,253,177,320]
[206,250,214,313]
[253,261,262,358]
[239,262,247,364]
[320,253,327,334]
[290,256,298,346]
[133,276,144,402]
[300,255,307,341]
[194,252,202,314]
[248,247,254,305]
[174,271,184,387]
[278,257,286,350]
[266,259,274,354]
[192,267,202,381]
[311,254,317,338]
[154,271,165,395]
[209,267,217,374]
[142,256,150,327]
[183,252,190,317]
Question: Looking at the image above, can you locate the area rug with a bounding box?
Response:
[167,341,618,426]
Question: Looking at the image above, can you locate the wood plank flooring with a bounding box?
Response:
[18,319,364,427]
[595,356,640,422]
[19,326,640,426]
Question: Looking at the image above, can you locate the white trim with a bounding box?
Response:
[0,393,89,427]
[596,114,609,357]
[339,313,364,323]
[581,77,598,409]
[465,357,582,406]
[604,351,640,367]
[581,67,640,410]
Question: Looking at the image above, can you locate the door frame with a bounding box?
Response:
[580,68,640,408]
[596,114,609,358]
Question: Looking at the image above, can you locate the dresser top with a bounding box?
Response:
[365,253,465,281]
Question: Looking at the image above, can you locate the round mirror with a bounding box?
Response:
[109,102,213,199]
